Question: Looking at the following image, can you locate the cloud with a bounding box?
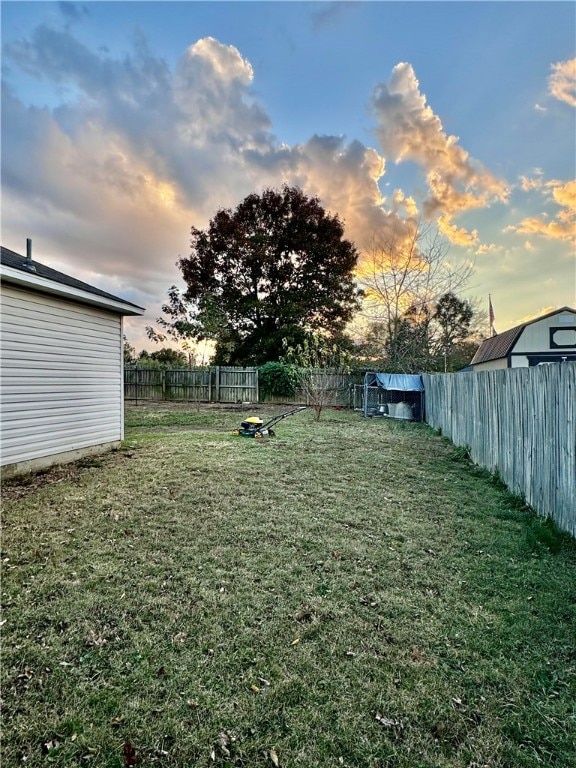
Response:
[520,175,544,192]
[505,180,576,242]
[249,135,394,244]
[553,179,576,209]
[548,58,576,107]
[11,24,565,351]
[518,307,557,324]
[391,189,419,219]
[437,215,478,248]
[3,28,411,348]
[476,242,502,257]
[370,62,509,245]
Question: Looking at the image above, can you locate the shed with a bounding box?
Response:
[471,306,576,371]
[358,372,425,421]
[1,245,145,477]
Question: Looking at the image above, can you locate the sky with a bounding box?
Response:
[1,0,575,353]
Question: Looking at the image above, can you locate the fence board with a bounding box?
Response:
[423,364,576,537]
[217,367,258,403]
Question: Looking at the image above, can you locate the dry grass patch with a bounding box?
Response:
[1,404,575,767]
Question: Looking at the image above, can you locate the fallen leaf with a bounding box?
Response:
[375,714,402,728]
[250,684,261,693]
[294,607,314,623]
[123,741,138,766]
[218,731,235,758]
[270,747,280,766]
[291,637,300,646]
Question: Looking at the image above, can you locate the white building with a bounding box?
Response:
[1,245,145,477]
[471,306,576,372]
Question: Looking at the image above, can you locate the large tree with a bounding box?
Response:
[433,291,474,371]
[149,186,361,365]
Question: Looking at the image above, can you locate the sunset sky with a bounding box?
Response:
[2,1,575,352]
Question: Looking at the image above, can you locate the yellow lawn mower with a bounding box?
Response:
[232,406,307,438]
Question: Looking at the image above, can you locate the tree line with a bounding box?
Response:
[133,185,485,374]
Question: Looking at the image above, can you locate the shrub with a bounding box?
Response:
[258,361,299,398]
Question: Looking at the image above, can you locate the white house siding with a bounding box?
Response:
[472,358,508,372]
[1,284,124,472]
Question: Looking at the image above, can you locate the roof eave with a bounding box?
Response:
[1,264,145,316]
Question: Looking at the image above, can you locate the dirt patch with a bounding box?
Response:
[0,448,138,502]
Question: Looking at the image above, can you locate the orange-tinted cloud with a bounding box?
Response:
[507,179,576,242]
[553,179,576,209]
[520,175,544,192]
[437,215,478,247]
[370,62,508,245]
[548,58,576,107]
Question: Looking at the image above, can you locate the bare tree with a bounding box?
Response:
[358,221,474,371]
[283,335,351,421]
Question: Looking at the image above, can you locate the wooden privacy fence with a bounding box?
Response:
[423,364,576,537]
[125,366,358,406]
[125,366,258,404]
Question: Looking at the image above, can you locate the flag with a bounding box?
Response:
[489,295,496,336]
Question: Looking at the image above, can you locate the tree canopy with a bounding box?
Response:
[149,186,362,365]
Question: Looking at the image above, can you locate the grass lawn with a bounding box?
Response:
[2,403,575,767]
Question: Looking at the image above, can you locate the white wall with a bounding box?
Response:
[472,358,508,372]
[513,311,576,353]
[1,284,124,473]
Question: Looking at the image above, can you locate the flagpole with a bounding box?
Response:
[489,294,495,337]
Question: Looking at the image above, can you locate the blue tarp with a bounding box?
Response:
[366,372,425,392]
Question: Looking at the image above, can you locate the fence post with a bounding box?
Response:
[214,366,220,402]
[161,369,166,400]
